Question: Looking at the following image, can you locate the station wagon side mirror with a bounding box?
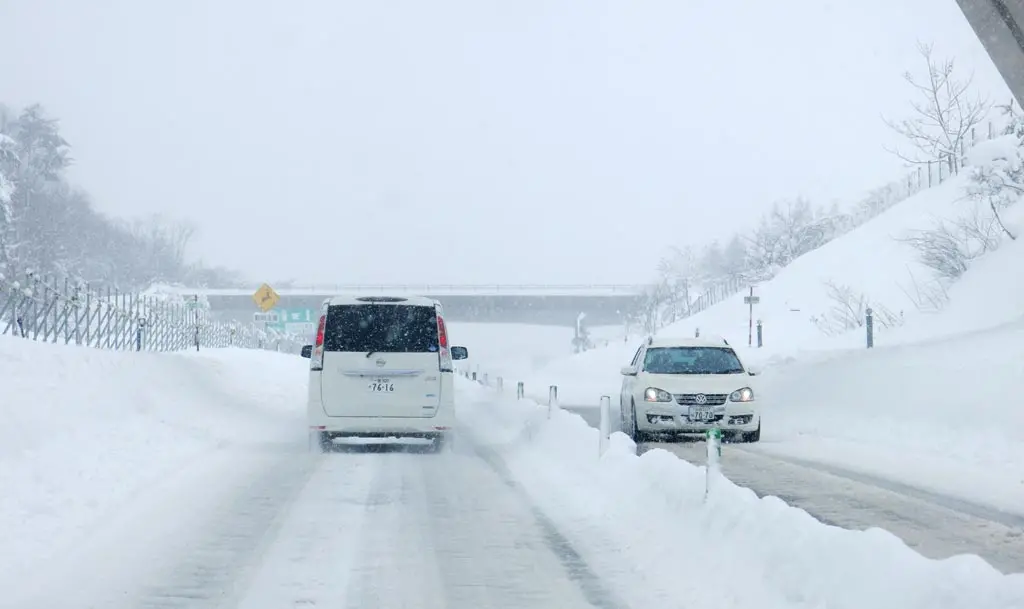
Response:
[300,345,312,359]
[620,366,637,376]
[450,346,469,360]
[746,365,760,376]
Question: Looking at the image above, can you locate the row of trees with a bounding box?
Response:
[634,43,1024,334]
[0,104,239,291]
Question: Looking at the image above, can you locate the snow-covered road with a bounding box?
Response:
[10,438,617,609]
[6,338,1024,609]
[238,443,618,609]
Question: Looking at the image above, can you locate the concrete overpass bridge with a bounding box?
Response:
[178,284,648,328]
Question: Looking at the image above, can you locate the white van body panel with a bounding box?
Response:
[306,295,458,439]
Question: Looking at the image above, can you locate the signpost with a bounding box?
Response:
[187,294,201,351]
[743,287,760,347]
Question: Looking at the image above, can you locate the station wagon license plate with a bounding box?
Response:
[688,406,715,421]
[368,378,395,393]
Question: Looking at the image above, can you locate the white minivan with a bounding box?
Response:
[300,295,469,452]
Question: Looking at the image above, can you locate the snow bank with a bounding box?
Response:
[459,378,1024,609]
[756,318,1024,516]
[474,314,1024,515]
[449,321,632,405]
[0,336,308,592]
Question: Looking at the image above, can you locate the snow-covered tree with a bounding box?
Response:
[656,246,697,322]
[0,102,242,290]
[883,42,989,168]
[966,132,1023,241]
[744,197,828,272]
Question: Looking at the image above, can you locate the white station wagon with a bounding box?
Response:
[302,295,468,452]
[619,336,761,443]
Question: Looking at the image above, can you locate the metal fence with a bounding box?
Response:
[0,272,304,354]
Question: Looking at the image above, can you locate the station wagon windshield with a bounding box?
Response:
[643,347,745,375]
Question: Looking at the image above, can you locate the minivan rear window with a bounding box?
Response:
[323,304,439,353]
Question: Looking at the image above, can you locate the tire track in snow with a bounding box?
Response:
[137,451,320,609]
[230,439,627,609]
[332,442,623,609]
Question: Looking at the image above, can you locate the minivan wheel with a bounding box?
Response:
[317,432,334,453]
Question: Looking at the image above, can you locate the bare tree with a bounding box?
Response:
[897,208,999,280]
[883,42,989,167]
[897,267,950,313]
[811,280,903,337]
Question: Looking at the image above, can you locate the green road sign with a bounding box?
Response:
[265,308,316,336]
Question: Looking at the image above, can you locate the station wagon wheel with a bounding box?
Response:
[628,400,643,443]
[739,421,761,443]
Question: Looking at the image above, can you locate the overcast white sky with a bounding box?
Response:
[0,0,1013,286]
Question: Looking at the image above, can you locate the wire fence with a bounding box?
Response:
[0,271,304,354]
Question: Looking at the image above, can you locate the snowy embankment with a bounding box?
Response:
[479,137,1024,517]
[0,336,309,601]
[459,377,1024,609]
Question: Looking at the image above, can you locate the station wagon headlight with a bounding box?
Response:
[644,387,674,402]
[729,387,755,402]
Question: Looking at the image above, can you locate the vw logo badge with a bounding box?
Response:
[694,393,708,405]
[375,358,387,367]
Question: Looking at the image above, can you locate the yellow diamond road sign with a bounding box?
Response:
[252,283,280,312]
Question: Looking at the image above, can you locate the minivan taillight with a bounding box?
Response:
[311,314,326,371]
[436,314,453,372]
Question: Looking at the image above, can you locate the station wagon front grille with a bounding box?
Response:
[675,393,728,406]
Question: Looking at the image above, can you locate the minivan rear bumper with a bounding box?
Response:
[308,412,456,437]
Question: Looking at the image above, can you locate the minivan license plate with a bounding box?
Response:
[688,406,715,421]
[368,378,395,393]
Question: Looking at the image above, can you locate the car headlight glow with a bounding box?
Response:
[644,387,674,402]
[729,387,755,402]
